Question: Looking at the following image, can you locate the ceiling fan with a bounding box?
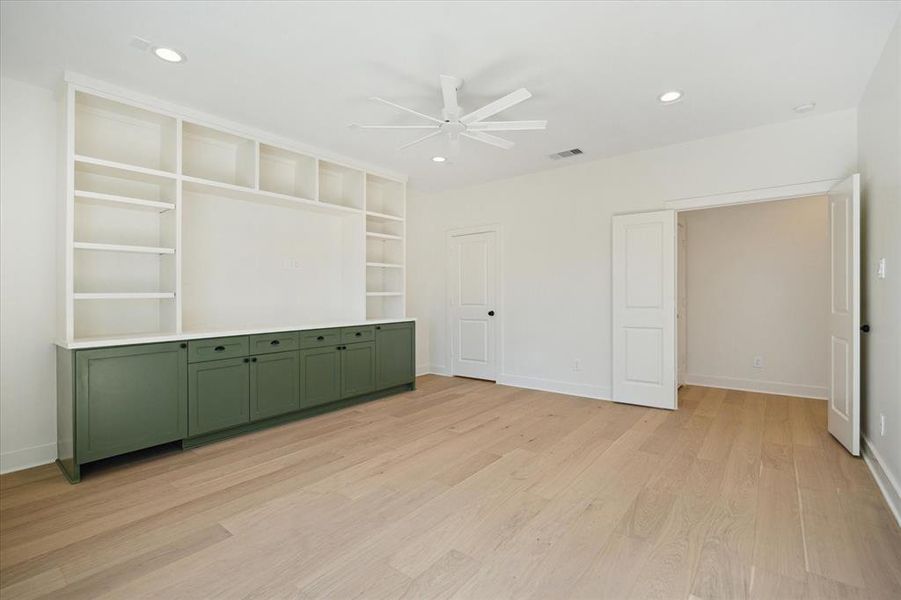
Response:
[352,75,547,153]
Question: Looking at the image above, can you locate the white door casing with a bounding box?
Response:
[612,210,677,410]
[827,175,861,455]
[448,229,498,380]
[677,220,687,386]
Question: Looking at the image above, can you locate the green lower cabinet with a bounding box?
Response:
[250,351,300,421]
[375,322,415,389]
[188,357,250,436]
[75,342,187,464]
[341,341,376,398]
[299,346,341,408]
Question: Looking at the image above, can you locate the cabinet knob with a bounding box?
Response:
[861,324,871,333]
[376,326,381,330]
[355,332,362,337]
[251,357,258,362]
[243,358,249,363]
[179,343,187,349]
[488,310,495,316]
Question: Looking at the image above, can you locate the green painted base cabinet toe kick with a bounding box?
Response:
[56,321,414,482]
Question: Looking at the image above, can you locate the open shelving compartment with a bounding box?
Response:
[74,91,177,174]
[259,144,317,200]
[182,122,256,187]
[365,173,405,219]
[318,160,363,210]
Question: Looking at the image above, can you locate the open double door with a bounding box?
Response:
[612,175,861,455]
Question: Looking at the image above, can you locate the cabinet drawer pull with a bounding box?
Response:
[179,343,187,348]
[355,332,362,337]
[317,335,325,341]
[270,340,280,346]
[214,345,226,352]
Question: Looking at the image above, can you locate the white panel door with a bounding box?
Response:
[612,210,677,409]
[449,230,497,380]
[827,175,861,455]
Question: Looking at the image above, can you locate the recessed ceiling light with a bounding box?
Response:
[793,102,816,114]
[153,47,185,63]
[658,90,683,104]
[432,156,446,163]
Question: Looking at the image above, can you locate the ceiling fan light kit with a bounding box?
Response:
[353,74,547,154]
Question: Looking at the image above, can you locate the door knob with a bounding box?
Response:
[861,324,870,333]
[488,310,495,316]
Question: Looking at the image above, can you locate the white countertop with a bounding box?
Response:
[56,318,416,350]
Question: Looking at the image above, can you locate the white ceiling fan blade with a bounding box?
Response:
[370,97,443,124]
[352,124,440,129]
[398,130,443,150]
[467,120,547,131]
[461,131,515,150]
[460,88,532,124]
[440,75,460,117]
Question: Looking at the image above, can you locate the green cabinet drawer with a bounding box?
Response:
[341,325,374,343]
[375,322,415,389]
[75,342,187,463]
[341,341,376,398]
[188,336,249,363]
[299,328,340,349]
[188,357,250,436]
[250,351,300,421]
[299,346,341,408]
[249,332,299,355]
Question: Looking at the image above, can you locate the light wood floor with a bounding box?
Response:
[1,377,899,599]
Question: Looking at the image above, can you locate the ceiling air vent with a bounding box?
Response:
[549,148,583,160]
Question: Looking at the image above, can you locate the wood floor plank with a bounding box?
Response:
[1,377,898,600]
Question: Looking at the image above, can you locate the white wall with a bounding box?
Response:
[0,76,59,473]
[682,196,828,398]
[408,109,858,399]
[858,17,901,513]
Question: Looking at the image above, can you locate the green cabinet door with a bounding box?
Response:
[188,357,250,436]
[75,342,187,463]
[250,351,300,421]
[375,322,415,389]
[341,341,376,399]
[299,346,341,409]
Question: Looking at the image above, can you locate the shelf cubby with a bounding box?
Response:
[366,236,403,265]
[365,215,404,238]
[366,264,404,294]
[74,250,175,294]
[259,144,316,200]
[319,160,363,210]
[74,92,177,173]
[74,297,176,339]
[366,174,404,218]
[75,160,176,208]
[182,122,256,187]
[366,294,404,320]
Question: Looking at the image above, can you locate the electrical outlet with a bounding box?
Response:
[573,359,582,372]
[881,414,886,436]
[753,356,764,369]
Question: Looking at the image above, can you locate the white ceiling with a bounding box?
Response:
[1,1,898,192]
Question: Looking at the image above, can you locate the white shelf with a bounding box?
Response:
[73,242,175,255]
[182,176,361,216]
[74,292,175,300]
[366,231,402,241]
[366,262,403,269]
[366,210,404,222]
[75,190,175,212]
[366,292,403,297]
[74,155,177,181]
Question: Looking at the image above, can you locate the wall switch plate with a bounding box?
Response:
[753,356,764,369]
[881,414,886,436]
[877,258,886,279]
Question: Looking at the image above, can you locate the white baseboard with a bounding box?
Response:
[862,435,901,527]
[0,442,57,475]
[496,373,610,401]
[684,373,827,400]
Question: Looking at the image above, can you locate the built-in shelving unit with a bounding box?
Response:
[364,173,406,319]
[60,80,406,343]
